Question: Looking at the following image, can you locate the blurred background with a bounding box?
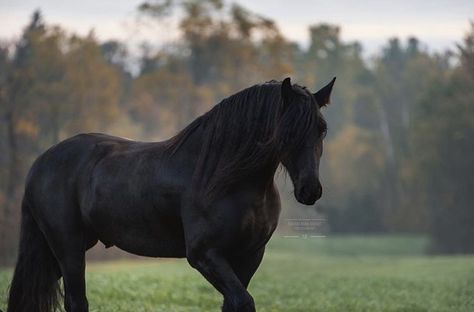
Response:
[0,1,473,310]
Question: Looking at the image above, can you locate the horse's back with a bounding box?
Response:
[28,133,125,180]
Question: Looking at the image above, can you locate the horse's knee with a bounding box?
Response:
[186,245,215,269]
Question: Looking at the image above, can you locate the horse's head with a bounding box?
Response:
[279,77,335,205]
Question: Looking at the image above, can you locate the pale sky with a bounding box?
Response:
[0,0,472,56]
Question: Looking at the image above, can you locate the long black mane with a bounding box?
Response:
[166,80,326,202]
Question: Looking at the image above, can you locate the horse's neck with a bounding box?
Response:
[169,119,280,190]
[253,160,281,187]
[176,125,205,158]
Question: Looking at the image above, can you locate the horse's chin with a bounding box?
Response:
[294,193,318,206]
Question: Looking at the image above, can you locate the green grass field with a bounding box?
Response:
[1,235,473,311]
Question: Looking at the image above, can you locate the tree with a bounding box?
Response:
[322,125,386,233]
[1,10,48,263]
[61,33,121,137]
[135,0,294,136]
[297,24,375,136]
[0,11,123,264]
[372,37,444,231]
[412,24,474,253]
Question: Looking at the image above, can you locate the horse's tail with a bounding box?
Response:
[7,198,61,312]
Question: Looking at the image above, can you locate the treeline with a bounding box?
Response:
[0,1,473,264]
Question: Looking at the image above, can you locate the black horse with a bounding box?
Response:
[7,77,335,312]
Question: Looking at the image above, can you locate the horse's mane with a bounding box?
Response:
[166,80,326,202]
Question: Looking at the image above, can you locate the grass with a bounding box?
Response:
[1,235,473,311]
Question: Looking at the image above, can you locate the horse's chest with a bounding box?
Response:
[237,190,281,250]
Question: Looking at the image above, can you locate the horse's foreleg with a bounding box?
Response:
[229,248,265,289]
[187,248,256,312]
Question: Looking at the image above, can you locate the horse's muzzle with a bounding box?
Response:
[295,182,322,205]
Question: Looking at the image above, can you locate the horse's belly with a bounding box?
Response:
[113,232,186,258]
[89,206,187,258]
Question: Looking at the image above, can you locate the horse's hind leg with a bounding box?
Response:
[57,246,88,312]
[41,207,92,312]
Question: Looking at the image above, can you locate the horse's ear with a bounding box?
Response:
[281,77,294,103]
[313,77,336,108]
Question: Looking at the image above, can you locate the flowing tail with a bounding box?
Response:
[7,198,62,312]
